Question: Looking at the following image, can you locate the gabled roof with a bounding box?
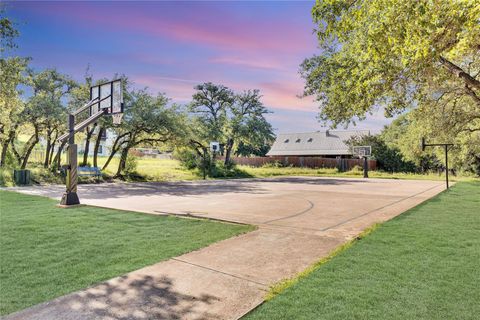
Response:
[266,130,370,156]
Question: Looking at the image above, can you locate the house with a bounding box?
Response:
[266,130,370,158]
[78,128,117,157]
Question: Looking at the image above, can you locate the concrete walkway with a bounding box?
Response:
[4,177,445,320]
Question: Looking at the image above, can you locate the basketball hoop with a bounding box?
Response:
[352,146,372,158]
[112,113,123,125]
[57,78,125,206]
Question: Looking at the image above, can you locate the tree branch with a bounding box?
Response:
[439,56,480,91]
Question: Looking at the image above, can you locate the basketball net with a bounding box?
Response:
[112,113,123,125]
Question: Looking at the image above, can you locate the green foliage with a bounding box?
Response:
[123,152,138,175]
[347,133,417,172]
[382,115,478,175]
[0,6,19,52]
[303,0,479,125]
[302,0,479,172]
[188,83,275,163]
[174,148,199,170]
[208,160,250,178]
[348,165,363,175]
[111,88,187,177]
[261,161,284,169]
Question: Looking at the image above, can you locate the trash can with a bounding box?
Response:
[13,169,31,185]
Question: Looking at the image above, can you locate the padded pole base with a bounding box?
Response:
[60,192,80,206]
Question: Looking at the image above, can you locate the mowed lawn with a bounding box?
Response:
[245,182,480,320]
[0,191,253,316]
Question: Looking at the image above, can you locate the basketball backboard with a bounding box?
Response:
[90,79,123,116]
[210,141,220,153]
[353,146,372,157]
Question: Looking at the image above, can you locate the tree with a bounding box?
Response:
[0,6,19,53]
[0,57,29,167]
[189,83,274,165]
[347,132,417,173]
[224,90,274,163]
[0,9,30,167]
[302,0,479,173]
[11,69,75,169]
[382,113,478,175]
[102,89,184,177]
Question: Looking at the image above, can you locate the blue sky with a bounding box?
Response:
[6,1,392,133]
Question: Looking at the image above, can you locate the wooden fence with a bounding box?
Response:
[227,156,377,171]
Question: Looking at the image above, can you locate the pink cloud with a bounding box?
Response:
[258,81,316,112]
[19,2,316,55]
[134,73,316,112]
[209,56,287,71]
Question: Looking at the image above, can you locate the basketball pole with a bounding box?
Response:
[421,138,453,189]
[60,114,80,206]
[444,144,449,189]
[363,156,369,178]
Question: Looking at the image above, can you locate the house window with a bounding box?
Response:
[295,139,301,143]
[284,139,289,143]
[307,138,313,142]
[98,145,103,154]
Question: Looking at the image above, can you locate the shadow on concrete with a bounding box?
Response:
[75,180,267,199]
[7,176,368,201]
[6,275,219,320]
[251,176,367,185]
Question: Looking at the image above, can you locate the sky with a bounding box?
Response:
[6,0,391,133]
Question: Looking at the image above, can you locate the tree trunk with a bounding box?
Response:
[102,133,128,171]
[44,129,52,168]
[93,127,104,168]
[0,130,14,167]
[20,126,40,169]
[49,141,56,166]
[224,138,234,166]
[115,146,130,177]
[52,140,67,169]
[10,137,22,165]
[81,124,97,166]
[0,139,9,167]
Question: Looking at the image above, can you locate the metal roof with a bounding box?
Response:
[266,130,370,156]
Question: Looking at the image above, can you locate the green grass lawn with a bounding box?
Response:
[244,182,480,320]
[0,191,253,316]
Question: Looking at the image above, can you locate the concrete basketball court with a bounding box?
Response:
[5,177,445,320]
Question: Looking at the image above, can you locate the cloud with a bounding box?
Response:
[209,56,287,71]
[16,2,316,56]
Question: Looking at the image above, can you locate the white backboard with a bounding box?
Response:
[353,146,372,157]
[90,79,123,115]
[210,141,220,153]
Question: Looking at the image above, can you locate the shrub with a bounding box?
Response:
[124,153,138,175]
[174,149,200,170]
[349,165,363,175]
[209,160,249,178]
[261,161,284,168]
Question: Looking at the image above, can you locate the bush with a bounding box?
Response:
[209,160,249,178]
[261,161,284,168]
[349,165,363,175]
[174,149,200,170]
[124,153,138,175]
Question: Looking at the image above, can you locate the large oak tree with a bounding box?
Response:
[302,0,479,130]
